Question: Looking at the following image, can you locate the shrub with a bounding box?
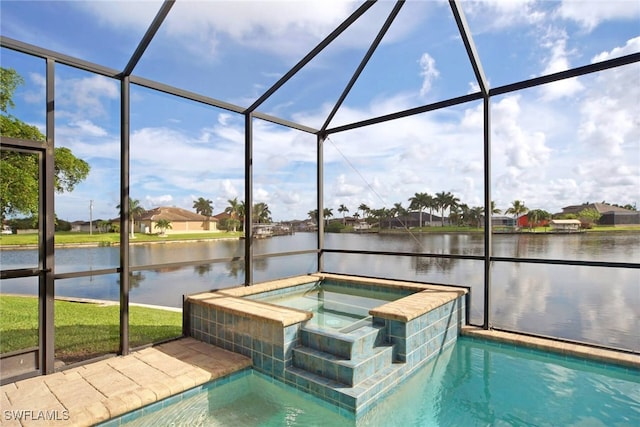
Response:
[325,221,345,233]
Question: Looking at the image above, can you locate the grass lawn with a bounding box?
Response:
[0,230,243,246]
[0,295,182,363]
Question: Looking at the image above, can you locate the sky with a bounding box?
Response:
[1,0,639,222]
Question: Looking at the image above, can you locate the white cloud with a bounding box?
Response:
[75,0,163,30]
[332,174,362,198]
[556,0,640,31]
[57,75,119,120]
[578,97,635,156]
[274,190,301,206]
[217,113,232,126]
[145,194,173,208]
[69,120,108,137]
[592,36,640,63]
[219,179,240,200]
[78,0,361,60]
[463,0,545,31]
[418,52,439,97]
[492,95,552,170]
[539,29,584,100]
[577,38,640,157]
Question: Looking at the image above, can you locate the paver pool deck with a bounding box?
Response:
[0,338,251,427]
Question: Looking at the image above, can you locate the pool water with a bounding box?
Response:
[114,370,352,427]
[254,283,410,330]
[111,338,640,426]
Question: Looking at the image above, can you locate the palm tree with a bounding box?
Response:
[451,203,470,227]
[505,200,528,228]
[468,206,485,228]
[434,191,460,227]
[253,202,271,224]
[380,207,392,229]
[116,197,145,238]
[425,194,436,226]
[154,219,172,236]
[224,197,241,232]
[97,219,111,233]
[338,204,349,225]
[408,192,431,229]
[358,203,370,219]
[237,200,246,229]
[527,209,551,231]
[391,202,406,228]
[308,209,318,223]
[491,201,501,215]
[193,197,213,217]
[323,208,333,226]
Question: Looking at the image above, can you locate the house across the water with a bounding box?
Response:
[137,206,218,235]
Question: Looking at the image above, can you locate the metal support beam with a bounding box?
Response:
[325,93,482,135]
[449,0,489,95]
[0,36,120,78]
[122,0,175,77]
[244,113,254,285]
[317,135,325,272]
[119,76,131,355]
[321,1,405,132]
[482,96,491,330]
[490,52,640,96]
[41,58,56,374]
[246,0,377,113]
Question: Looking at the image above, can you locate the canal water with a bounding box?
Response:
[1,232,638,351]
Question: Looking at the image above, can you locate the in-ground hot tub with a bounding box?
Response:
[247,279,415,331]
[186,273,468,416]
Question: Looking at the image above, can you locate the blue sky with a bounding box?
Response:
[1,1,639,222]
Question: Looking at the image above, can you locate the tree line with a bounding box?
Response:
[309,192,630,231]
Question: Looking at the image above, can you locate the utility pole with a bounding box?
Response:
[89,199,93,235]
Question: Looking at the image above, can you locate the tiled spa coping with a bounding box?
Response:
[187,273,468,324]
[462,326,640,370]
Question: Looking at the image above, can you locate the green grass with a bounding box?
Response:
[0,230,243,246]
[0,295,182,363]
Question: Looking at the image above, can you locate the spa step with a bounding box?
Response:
[300,323,386,359]
[292,344,394,387]
[285,362,406,412]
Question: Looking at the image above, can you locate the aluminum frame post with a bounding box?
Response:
[317,135,325,272]
[119,76,131,355]
[483,96,492,330]
[40,58,56,374]
[244,113,254,285]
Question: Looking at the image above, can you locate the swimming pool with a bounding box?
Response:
[104,337,640,426]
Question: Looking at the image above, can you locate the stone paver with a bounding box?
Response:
[0,338,250,427]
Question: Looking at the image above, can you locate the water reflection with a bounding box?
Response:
[117,271,146,290]
[194,264,212,276]
[413,256,458,274]
[1,233,637,350]
[491,262,639,350]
